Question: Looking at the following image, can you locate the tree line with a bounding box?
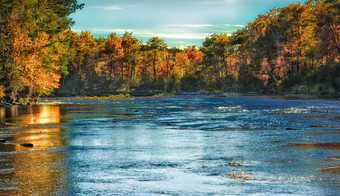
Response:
[0,0,339,104]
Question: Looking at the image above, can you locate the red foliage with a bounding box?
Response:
[257,58,271,86]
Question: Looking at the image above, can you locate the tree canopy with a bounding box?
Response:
[1,0,339,103]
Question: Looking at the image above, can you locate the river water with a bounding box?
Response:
[0,96,339,195]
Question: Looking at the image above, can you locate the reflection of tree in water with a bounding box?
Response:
[0,105,61,125]
[0,105,70,195]
[0,107,4,119]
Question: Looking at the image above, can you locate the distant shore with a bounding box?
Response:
[38,91,340,103]
[1,91,339,107]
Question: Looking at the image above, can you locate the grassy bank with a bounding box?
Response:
[65,94,131,101]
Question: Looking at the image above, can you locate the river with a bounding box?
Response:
[0,96,339,195]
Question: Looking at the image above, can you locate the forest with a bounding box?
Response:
[0,0,339,104]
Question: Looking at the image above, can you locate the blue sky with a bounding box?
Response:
[70,0,303,48]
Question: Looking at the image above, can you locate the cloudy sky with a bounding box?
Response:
[70,0,302,48]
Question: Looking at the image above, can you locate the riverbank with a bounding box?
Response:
[175,91,340,100]
[1,91,339,107]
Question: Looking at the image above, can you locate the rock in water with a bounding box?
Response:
[20,143,34,147]
[0,139,6,143]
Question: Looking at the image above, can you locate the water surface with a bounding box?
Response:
[0,96,339,195]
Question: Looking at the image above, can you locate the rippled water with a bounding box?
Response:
[0,96,339,195]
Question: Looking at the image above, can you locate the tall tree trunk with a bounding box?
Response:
[0,13,5,74]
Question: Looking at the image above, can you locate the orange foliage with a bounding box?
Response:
[7,13,60,97]
[228,55,240,80]
[257,58,271,86]
[273,56,288,79]
[186,46,203,63]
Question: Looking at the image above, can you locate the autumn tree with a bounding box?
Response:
[122,32,141,79]
[140,37,168,90]
[2,0,338,98]
[145,37,168,79]
[227,0,339,94]
[0,0,83,103]
[313,0,340,63]
[201,33,231,90]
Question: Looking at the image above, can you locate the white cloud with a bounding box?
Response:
[87,28,154,38]
[89,5,123,10]
[76,28,215,40]
[178,45,188,49]
[91,28,209,40]
[161,24,214,28]
[197,0,236,5]
[156,33,206,39]
[93,29,135,33]
[224,24,245,27]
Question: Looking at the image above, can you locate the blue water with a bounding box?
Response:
[0,96,339,195]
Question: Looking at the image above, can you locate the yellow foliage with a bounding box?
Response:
[0,86,5,98]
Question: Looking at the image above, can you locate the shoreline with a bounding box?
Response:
[1,92,339,107]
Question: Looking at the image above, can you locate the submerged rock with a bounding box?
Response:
[319,164,340,174]
[328,155,340,159]
[0,139,6,143]
[290,142,340,150]
[159,123,176,126]
[126,109,139,112]
[329,117,340,121]
[220,162,243,167]
[223,171,252,180]
[310,124,340,129]
[311,110,334,113]
[286,128,298,130]
[20,143,34,147]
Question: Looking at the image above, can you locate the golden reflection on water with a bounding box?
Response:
[0,105,69,195]
[0,107,4,119]
[13,128,65,151]
[0,105,61,125]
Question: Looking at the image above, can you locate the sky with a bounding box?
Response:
[70,0,303,48]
